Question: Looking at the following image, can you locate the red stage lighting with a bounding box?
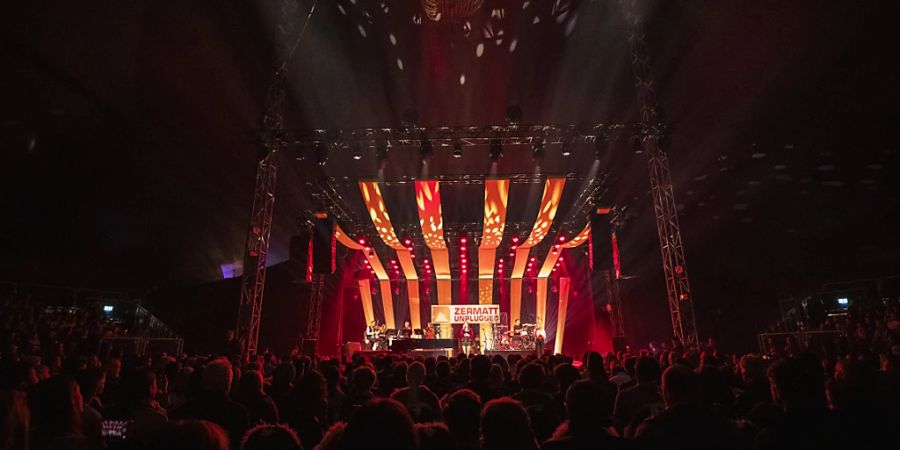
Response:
[512,237,519,243]
[461,238,467,243]
[559,236,566,242]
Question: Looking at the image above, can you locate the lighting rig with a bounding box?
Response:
[283,121,656,163]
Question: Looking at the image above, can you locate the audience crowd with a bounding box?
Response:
[2,294,900,450]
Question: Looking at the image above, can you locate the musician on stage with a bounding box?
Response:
[513,318,524,335]
[460,321,474,354]
[424,321,436,339]
[365,320,380,350]
[401,320,413,339]
[535,327,546,355]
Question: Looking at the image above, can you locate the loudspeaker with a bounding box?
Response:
[590,213,613,271]
[288,233,312,282]
[312,216,335,274]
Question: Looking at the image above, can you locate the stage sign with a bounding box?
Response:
[431,305,500,324]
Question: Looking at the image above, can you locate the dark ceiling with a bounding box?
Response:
[1,0,898,341]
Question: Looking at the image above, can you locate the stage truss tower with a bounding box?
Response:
[237,0,317,357]
[621,0,698,348]
[304,274,326,353]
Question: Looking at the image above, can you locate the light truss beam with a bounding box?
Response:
[285,122,647,149]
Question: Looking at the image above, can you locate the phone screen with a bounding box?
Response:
[101,420,128,439]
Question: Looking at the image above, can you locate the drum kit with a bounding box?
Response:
[494,323,537,351]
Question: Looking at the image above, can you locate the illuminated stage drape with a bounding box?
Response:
[554,277,572,354]
[335,225,388,327]
[509,178,565,325]
[415,180,452,335]
[360,181,423,329]
[477,179,509,347]
[534,223,591,335]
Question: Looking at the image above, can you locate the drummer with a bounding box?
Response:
[512,318,524,335]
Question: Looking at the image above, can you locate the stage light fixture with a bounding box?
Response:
[489,138,503,161]
[419,139,433,160]
[452,142,463,158]
[352,144,362,160]
[561,141,571,157]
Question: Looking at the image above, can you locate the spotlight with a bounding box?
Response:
[561,140,572,157]
[489,138,503,161]
[352,144,362,160]
[532,138,545,161]
[376,141,389,169]
[315,142,328,166]
[452,142,463,158]
[419,139,433,160]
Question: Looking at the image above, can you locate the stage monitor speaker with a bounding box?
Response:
[288,233,312,282]
[590,213,613,272]
[312,216,335,274]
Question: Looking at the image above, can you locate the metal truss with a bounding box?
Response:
[237,158,277,357]
[285,122,649,149]
[237,0,317,357]
[621,0,698,348]
[325,172,585,186]
[304,274,326,353]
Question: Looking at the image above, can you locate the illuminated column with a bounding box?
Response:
[478,179,509,349]
[416,180,452,337]
[509,178,565,325]
[554,277,571,354]
[535,278,548,330]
